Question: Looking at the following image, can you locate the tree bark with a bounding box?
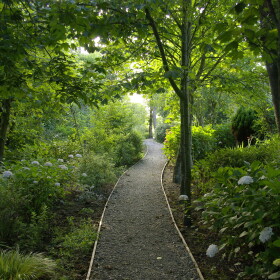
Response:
[173,147,181,184]
[0,98,12,163]
[266,61,280,133]
[152,106,157,131]
[263,0,280,134]
[149,106,153,138]
[180,0,192,226]
[145,2,193,226]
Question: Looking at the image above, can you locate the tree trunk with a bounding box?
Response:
[180,0,192,226]
[179,96,192,226]
[0,98,12,163]
[266,61,280,134]
[173,147,181,184]
[148,106,153,138]
[262,0,280,134]
[145,2,193,226]
[152,106,157,131]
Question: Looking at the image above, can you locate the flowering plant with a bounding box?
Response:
[197,161,280,279]
[1,158,75,213]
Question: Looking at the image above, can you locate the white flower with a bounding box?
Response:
[33,181,38,184]
[58,165,68,170]
[58,159,64,163]
[259,175,266,180]
[3,171,13,178]
[238,175,254,185]
[68,155,74,159]
[82,173,87,177]
[204,193,211,197]
[44,162,53,167]
[23,167,30,171]
[54,182,60,187]
[179,194,189,201]
[31,161,39,165]
[206,244,219,257]
[259,227,273,243]
[76,154,82,158]
[47,176,51,179]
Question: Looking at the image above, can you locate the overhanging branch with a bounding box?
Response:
[145,8,183,99]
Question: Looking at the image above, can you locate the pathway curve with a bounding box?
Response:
[90,139,200,280]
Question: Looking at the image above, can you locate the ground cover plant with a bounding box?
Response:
[189,137,280,279]
[198,161,280,279]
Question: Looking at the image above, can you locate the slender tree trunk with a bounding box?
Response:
[266,61,280,133]
[149,106,153,138]
[152,106,157,131]
[0,98,12,163]
[262,0,280,134]
[180,0,192,226]
[179,96,192,226]
[278,36,280,134]
[145,3,193,226]
[173,147,181,184]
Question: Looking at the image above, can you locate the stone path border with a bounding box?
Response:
[160,162,205,280]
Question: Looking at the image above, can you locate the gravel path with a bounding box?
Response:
[90,139,200,280]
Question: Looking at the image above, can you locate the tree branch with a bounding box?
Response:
[266,0,280,31]
[200,51,228,83]
[165,7,182,31]
[145,8,183,98]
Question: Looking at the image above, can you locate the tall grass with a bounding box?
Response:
[0,249,56,280]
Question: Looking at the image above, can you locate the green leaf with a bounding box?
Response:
[215,22,228,33]
[273,240,280,247]
[218,31,235,43]
[239,231,248,238]
[220,227,228,233]
[268,272,280,279]
[234,247,240,253]
[219,243,228,251]
[224,41,239,54]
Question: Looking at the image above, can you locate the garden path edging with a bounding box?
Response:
[160,162,205,280]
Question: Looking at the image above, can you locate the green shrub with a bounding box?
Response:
[198,161,280,279]
[194,136,280,190]
[0,249,56,280]
[0,182,28,245]
[115,131,143,166]
[213,123,235,148]
[192,125,216,160]
[231,107,258,145]
[155,123,172,143]
[54,218,97,260]
[163,125,180,162]
[2,159,71,214]
[77,153,117,188]
[16,205,50,251]
[164,125,220,162]
[0,157,81,248]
